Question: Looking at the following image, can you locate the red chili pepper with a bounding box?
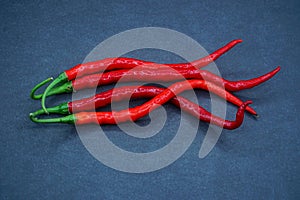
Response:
[30,84,256,116]
[73,67,281,91]
[74,101,252,130]
[68,85,256,115]
[38,39,242,112]
[37,66,280,102]
[30,80,252,129]
[65,39,242,80]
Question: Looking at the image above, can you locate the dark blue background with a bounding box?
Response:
[1,0,299,199]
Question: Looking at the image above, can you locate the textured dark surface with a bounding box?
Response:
[0,0,299,199]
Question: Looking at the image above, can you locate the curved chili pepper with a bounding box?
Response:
[30,101,251,130]
[69,85,256,115]
[39,39,242,112]
[29,84,257,117]
[30,80,252,129]
[65,39,242,79]
[71,67,281,91]
[39,66,280,112]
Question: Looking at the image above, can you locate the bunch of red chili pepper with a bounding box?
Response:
[29,39,280,130]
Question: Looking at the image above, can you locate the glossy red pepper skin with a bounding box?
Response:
[71,67,281,92]
[64,39,242,80]
[73,80,252,129]
[69,85,256,115]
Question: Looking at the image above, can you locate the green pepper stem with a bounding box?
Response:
[41,72,68,114]
[31,81,73,100]
[30,77,53,99]
[29,111,75,124]
[30,102,70,117]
